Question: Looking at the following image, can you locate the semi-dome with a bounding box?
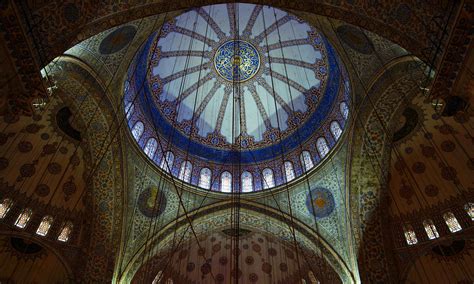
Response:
[124,3,351,192]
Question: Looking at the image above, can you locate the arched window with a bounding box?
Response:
[464,202,474,221]
[423,219,439,240]
[308,271,320,284]
[284,161,295,182]
[125,102,134,120]
[443,212,462,233]
[403,224,417,245]
[0,198,13,219]
[144,138,158,159]
[58,221,74,242]
[198,168,212,189]
[241,171,253,192]
[15,208,33,229]
[178,161,192,183]
[330,121,342,140]
[316,137,329,158]
[340,101,349,120]
[262,168,275,189]
[300,151,314,172]
[36,216,54,236]
[221,171,232,193]
[152,271,163,284]
[160,151,174,173]
[131,121,144,140]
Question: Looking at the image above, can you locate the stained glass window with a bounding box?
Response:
[330,121,342,140]
[340,101,349,120]
[221,171,232,193]
[403,224,418,245]
[443,212,462,233]
[144,138,158,159]
[58,221,74,242]
[0,198,13,219]
[300,151,314,172]
[284,161,295,182]
[464,203,474,221]
[152,271,163,284]
[199,168,212,189]
[132,121,144,140]
[178,161,192,183]
[15,208,32,229]
[316,137,329,158]
[160,151,174,173]
[125,102,134,120]
[241,171,253,192]
[262,168,275,189]
[36,215,54,236]
[423,219,439,240]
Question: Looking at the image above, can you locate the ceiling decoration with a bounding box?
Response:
[98,25,137,55]
[124,3,350,192]
[137,185,167,218]
[306,187,335,219]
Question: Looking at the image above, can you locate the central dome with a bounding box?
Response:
[124,3,351,192]
[214,40,260,82]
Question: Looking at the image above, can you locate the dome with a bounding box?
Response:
[124,3,350,192]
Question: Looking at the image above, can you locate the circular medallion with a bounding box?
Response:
[214,40,260,82]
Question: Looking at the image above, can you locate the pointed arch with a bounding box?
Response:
[178,161,193,183]
[283,161,295,182]
[316,137,329,158]
[241,171,253,192]
[220,171,232,193]
[144,138,158,159]
[330,121,342,140]
[300,150,314,172]
[262,168,275,189]
[198,168,212,189]
[160,151,174,173]
[131,121,144,140]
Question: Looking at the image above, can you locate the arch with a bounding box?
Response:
[422,219,439,240]
[283,161,295,182]
[403,224,417,245]
[316,137,329,158]
[300,151,314,172]
[131,121,144,140]
[241,171,253,193]
[125,203,351,283]
[159,151,174,173]
[262,168,275,189]
[58,221,74,242]
[198,168,212,189]
[0,198,13,219]
[144,138,158,159]
[36,215,54,236]
[340,102,349,120]
[14,208,32,229]
[178,161,192,183]
[220,171,232,193]
[443,212,462,233]
[330,121,342,140]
